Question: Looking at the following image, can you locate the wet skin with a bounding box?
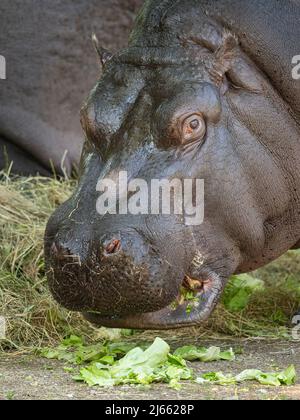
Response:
[45,0,300,329]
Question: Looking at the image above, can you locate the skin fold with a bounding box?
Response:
[45,0,300,329]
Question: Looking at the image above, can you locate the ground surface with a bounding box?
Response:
[0,338,299,400]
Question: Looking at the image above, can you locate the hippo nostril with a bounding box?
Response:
[105,239,121,255]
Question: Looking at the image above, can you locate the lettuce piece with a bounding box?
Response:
[277,365,297,386]
[223,274,265,312]
[41,336,295,390]
[78,338,193,388]
[79,338,170,387]
[197,365,296,387]
[174,345,235,362]
[40,337,137,365]
[79,365,115,387]
[200,372,236,385]
[235,365,296,386]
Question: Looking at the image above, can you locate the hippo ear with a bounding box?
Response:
[209,31,239,87]
[92,33,113,68]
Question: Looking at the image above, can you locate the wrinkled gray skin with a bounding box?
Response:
[45,0,300,329]
[0,0,142,176]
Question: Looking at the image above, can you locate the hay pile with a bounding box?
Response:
[0,173,95,350]
[0,172,299,350]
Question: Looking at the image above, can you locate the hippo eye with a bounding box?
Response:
[181,114,206,144]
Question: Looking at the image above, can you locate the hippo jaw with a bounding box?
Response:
[83,271,225,329]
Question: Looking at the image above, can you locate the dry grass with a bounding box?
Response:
[0,171,299,351]
[0,172,96,350]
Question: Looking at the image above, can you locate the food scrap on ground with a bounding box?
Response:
[40,336,296,389]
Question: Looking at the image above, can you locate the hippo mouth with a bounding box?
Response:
[83,271,224,329]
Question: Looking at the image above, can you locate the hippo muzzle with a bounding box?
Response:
[45,192,231,329]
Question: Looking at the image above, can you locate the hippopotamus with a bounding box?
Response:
[45,0,300,329]
[0,0,142,176]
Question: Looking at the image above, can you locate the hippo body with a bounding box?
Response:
[45,0,300,329]
[0,0,142,176]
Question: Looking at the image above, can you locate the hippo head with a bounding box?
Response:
[44,8,299,329]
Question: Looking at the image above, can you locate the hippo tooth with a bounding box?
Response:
[183,275,203,291]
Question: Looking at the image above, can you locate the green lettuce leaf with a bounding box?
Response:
[78,337,194,388]
[174,345,235,362]
[197,365,296,387]
[40,336,137,365]
[222,274,265,312]
[41,336,296,390]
